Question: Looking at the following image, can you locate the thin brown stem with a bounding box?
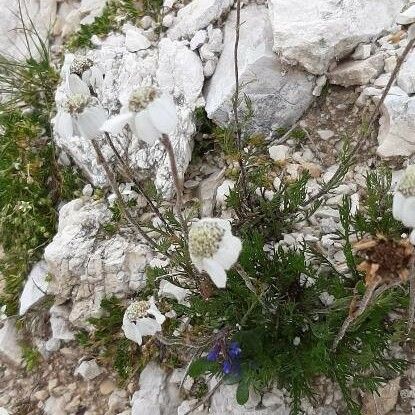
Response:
[160,134,188,237]
[90,138,164,254]
[302,35,415,211]
[332,278,381,351]
[233,0,248,199]
[183,379,224,415]
[103,132,173,231]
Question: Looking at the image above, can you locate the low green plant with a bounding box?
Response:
[22,344,42,371]
[0,12,81,315]
[67,0,148,50]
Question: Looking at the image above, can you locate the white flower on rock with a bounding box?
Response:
[189,218,242,288]
[393,165,415,244]
[122,297,166,345]
[101,86,178,145]
[62,54,104,91]
[54,74,108,140]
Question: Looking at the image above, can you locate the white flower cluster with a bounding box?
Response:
[54,56,178,146]
[189,218,242,288]
[101,85,177,145]
[122,297,165,345]
[393,164,415,244]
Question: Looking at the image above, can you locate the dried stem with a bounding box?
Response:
[407,257,415,333]
[90,138,163,254]
[302,34,415,211]
[183,379,224,415]
[103,132,172,231]
[233,0,248,199]
[160,134,188,237]
[332,278,381,351]
[367,35,415,131]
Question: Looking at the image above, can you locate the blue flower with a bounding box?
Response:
[207,344,221,362]
[223,360,233,374]
[228,341,242,359]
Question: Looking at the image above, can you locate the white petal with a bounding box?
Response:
[136,317,162,336]
[133,111,160,145]
[400,197,415,228]
[148,94,178,135]
[54,111,73,139]
[76,106,108,139]
[101,112,134,134]
[203,258,227,288]
[158,280,190,305]
[212,232,242,270]
[148,298,166,324]
[393,192,405,221]
[122,315,143,345]
[67,74,90,97]
[88,66,104,90]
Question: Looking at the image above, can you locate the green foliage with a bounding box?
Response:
[67,0,148,50]
[0,22,80,315]
[354,168,402,237]
[185,232,407,414]
[22,344,42,371]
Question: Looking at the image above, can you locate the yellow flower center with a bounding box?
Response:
[128,86,159,112]
[63,94,90,114]
[126,300,150,321]
[70,57,94,75]
[189,222,225,258]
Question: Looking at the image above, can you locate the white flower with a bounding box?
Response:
[393,165,415,244]
[62,54,104,91]
[101,86,178,145]
[54,74,107,140]
[122,297,165,345]
[189,218,242,288]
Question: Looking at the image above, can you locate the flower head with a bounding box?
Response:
[393,165,415,243]
[228,341,242,359]
[122,297,166,345]
[207,343,221,362]
[101,85,178,145]
[189,218,242,288]
[65,55,103,90]
[54,74,107,140]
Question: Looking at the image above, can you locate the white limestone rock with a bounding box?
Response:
[268,0,404,75]
[50,304,75,341]
[205,5,315,133]
[352,44,372,60]
[397,50,415,94]
[328,54,385,87]
[75,359,104,381]
[124,26,151,52]
[167,0,233,40]
[209,383,288,414]
[131,362,181,415]
[44,198,152,328]
[0,0,56,58]
[19,260,49,315]
[0,319,22,366]
[377,87,415,157]
[190,30,208,50]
